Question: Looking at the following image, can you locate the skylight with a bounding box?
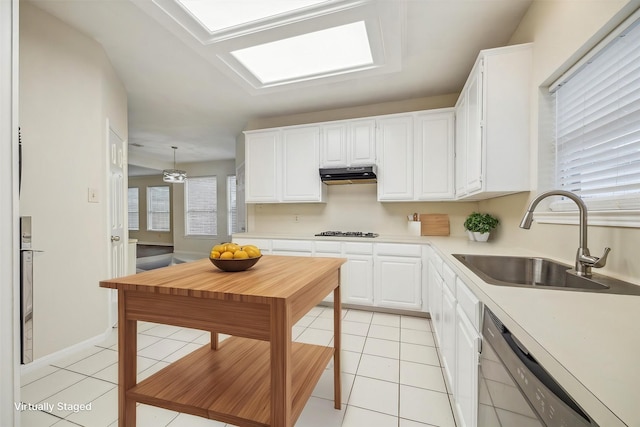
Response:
[230,21,373,85]
[177,0,329,33]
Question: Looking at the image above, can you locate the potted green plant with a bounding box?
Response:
[463,212,499,242]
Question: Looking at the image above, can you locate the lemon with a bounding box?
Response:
[210,250,221,259]
[212,244,225,253]
[225,244,240,254]
[243,247,261,258]
[220,251,234,259]
[233,250,249,259]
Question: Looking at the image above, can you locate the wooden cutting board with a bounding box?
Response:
[420,214,450,236]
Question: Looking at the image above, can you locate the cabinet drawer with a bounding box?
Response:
[315,240,342,253]
[344,242,373,255]
[271,239,313,252]
[456,278,482,331]
[376,243,421,257]
[442,263,457,296]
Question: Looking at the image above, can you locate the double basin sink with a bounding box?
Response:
[453,254,640,296]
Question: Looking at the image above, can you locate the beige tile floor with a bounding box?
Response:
[19,307,457,427]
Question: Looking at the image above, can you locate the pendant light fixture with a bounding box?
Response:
[163,146,187,183]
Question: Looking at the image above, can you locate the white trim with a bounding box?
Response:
[19,327,115,376]
[533,210,640,228]
[0,0,19,425]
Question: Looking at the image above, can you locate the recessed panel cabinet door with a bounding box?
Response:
[377,115,414,200]
[282,127,323,201]
[349,119,376,165]
[245,131,280,202]
[342,255,374,306]
[374,255,422,310]
[415,110,455,200]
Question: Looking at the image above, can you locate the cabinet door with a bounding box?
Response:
[428,259,444,343]
[455,94,468,197]
[245,131,280,203]
[455,305,481,427]
[441,284,457,395]
[281,126,323,202]
[374,256,422,310]
[414,110,455,200]
[320,123,348,167]
[465,63,483,194]
[349,119,376,165]
[342,255,374,306]
[377,115,414,201]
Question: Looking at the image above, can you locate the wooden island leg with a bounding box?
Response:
[333,284,342,409]
[270,299,292,427]
[118,290,137,427]
[210,332,219,350]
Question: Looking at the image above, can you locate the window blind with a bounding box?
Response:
[185,176,217,236]
[554,19,640,210]
[147,186,170,231]
[227,175,237,235]
[127,187,139,231]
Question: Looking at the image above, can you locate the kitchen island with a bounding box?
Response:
[99,255,346,427]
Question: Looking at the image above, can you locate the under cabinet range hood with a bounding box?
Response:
[319,166,377,185]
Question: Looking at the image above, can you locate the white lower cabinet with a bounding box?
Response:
[426,247,482,427]
[455,304,481,427]
[342,255,374,306]
[374,255,422,310]
[441,284,457,393]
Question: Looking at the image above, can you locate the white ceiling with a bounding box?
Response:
[30,0,533,174]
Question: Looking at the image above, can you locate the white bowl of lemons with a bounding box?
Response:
[209,243,262,272]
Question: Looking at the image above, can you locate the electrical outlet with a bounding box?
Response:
[294,214,300,223]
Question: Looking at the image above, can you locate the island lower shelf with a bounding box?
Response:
[127,336,334,427]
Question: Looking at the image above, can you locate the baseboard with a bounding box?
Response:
[19,326,115,375]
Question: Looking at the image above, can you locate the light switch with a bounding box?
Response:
[88,187,99,203]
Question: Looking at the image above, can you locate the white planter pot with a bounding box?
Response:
[473,232,490,242]
[467,230,475,241]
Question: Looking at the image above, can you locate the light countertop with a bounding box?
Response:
[233,232,640,427]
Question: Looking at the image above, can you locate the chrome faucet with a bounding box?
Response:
[519,190,610,277]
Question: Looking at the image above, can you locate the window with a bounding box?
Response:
[185,176,217,236]
[128,188,139,231]
[147,186,171,231]
[552,17,640,212]
[227,175,237,235]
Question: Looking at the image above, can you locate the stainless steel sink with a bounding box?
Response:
[452,254,640,295]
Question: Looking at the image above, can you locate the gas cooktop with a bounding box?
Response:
[314,231,379,238]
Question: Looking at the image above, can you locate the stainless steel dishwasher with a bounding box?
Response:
[479,307,599,427]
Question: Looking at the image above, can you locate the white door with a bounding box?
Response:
[108,126,126,326]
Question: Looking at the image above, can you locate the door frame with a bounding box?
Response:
[1,0,19,424]
[106,118,128,327]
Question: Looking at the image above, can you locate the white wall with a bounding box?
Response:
[478,0,640,283]
[19,2,127,359]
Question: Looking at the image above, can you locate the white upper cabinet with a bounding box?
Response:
[414,109,455,200]
[320,119,376,167]
[245,126,325,203]
[377,110,454,201]
[455,43,532,200]
[244,130,280,203]
[376,114,414,201]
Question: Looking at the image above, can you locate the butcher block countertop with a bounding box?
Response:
[100,255,346,427]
